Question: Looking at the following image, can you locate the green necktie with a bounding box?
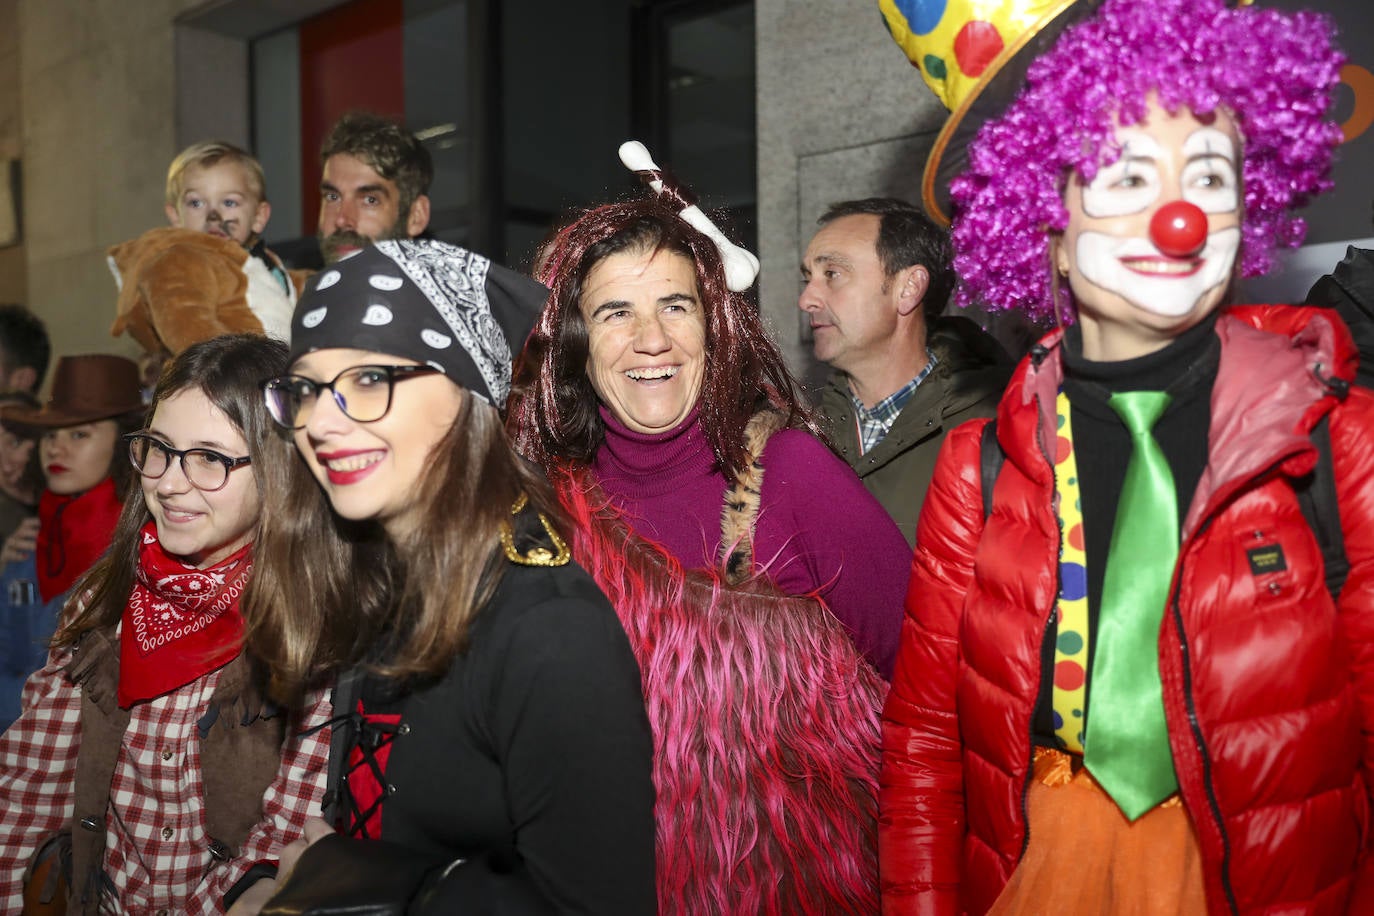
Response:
[1084,390,1179,821]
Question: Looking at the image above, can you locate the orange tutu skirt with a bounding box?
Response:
[987,748,1208,915]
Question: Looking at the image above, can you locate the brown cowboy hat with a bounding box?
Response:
[0,354,144,430]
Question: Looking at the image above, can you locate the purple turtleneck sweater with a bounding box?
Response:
[590,407,908,678]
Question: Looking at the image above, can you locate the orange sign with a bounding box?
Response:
[1341,63,1374,144]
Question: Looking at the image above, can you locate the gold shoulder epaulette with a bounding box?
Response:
[501,494,571,567]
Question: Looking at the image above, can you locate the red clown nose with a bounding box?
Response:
[1150,201,1209,257]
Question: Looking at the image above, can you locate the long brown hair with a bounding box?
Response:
[243,380,567,704]
[54,334,294,648]
[508,197,821,476]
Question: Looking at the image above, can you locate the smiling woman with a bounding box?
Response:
[0,355,143,728]
[877,0,1373,913]
[580,247,707,435]
[1056,102,1244,361]
[243,239,655,915]
[0,335,333,916]
[510,195,912,914]
[130,389,260,567]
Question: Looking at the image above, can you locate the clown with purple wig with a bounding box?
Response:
[879,0,1374,912]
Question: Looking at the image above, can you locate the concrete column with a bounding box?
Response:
[756,0,945,386]
[18,0,202,361]
[0,0,26,305]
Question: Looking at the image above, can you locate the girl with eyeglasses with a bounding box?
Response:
[240,240,654,914]
[0,334,332,916]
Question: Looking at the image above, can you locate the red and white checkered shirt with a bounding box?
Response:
[0,646,331,914]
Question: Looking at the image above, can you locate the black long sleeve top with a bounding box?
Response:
[346,557,658,914]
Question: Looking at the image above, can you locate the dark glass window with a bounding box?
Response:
[246,0,755,270]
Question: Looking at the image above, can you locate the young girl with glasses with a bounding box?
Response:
[0,334,332,915]
[242,240,654,914]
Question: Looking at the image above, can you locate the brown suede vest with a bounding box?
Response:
[61,627,287,914]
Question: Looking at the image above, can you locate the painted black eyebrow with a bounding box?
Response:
[1117,138,1232,166]
[1186,149,1234,164]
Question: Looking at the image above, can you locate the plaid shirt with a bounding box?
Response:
[851,348,939,455]
[0,646,331,914]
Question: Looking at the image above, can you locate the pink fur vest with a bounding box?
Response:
[554,439,884,914]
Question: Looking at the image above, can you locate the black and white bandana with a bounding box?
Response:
[288,239,548,408]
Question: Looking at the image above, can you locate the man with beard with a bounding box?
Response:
[317,112,433,264]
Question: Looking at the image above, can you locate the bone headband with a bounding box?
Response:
[618,140,761,292]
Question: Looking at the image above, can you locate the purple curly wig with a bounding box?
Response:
[950,0,1344,323]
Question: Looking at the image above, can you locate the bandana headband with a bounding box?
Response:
[289,239,545,408]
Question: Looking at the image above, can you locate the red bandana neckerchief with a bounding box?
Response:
[117,521,252,708]
[36,476,123,602]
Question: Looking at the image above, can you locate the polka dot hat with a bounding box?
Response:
[879,0,1102,224]
[289,239,547,410]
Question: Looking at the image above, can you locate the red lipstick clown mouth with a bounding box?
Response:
[1119,256,1203,278]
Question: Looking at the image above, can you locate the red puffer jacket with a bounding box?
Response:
[880,306,1374,916]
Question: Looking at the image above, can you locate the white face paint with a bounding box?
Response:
[1179,128,1239,214]
[1075,225,1240,317]
[1058,99,1244,361]
[1082,128,1239,220]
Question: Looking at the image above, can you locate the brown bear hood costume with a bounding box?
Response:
[107,226,307,357]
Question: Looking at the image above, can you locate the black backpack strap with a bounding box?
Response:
[1294,413,1348,600]
[980,419,1004,521]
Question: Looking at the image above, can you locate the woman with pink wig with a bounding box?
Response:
[880,0,1374,912]
[510,192,910,914]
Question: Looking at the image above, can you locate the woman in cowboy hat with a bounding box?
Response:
[0,354,144,727]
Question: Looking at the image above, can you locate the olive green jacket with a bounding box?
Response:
[817,316,1011,547]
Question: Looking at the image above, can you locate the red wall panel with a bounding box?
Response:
[298,0,405,234]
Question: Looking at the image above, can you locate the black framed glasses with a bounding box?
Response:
[124,433,252,492]
[260,364,442,430]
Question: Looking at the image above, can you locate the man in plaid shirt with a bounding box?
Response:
[800,197,1010,547]
[0,647,330,914]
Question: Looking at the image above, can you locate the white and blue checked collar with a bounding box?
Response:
[850,348,938,454]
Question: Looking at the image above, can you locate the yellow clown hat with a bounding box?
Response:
[879,0,1103,225]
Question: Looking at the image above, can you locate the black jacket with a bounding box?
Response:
[1306,244,1374,388]
[328,554,657,914]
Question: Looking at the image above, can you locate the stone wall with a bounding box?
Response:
[0,0,25,307]
[17,0,203,363]
[756,0,945,386]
